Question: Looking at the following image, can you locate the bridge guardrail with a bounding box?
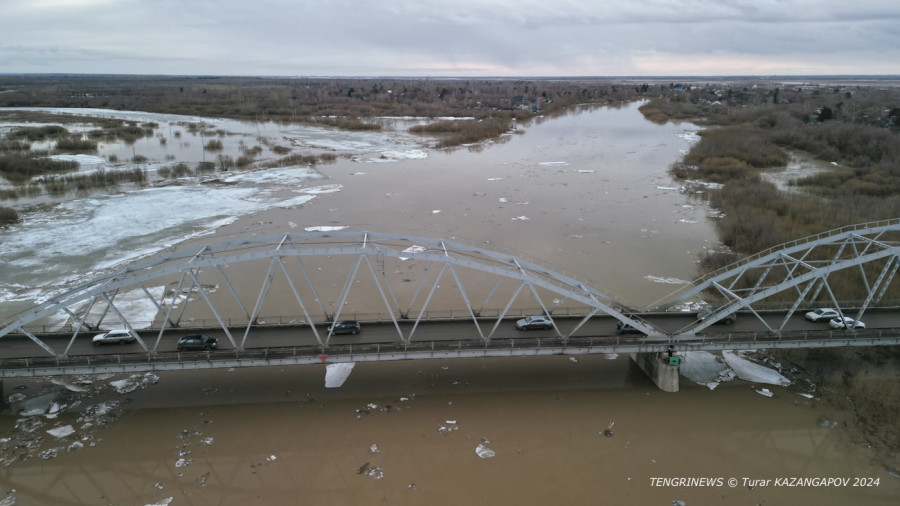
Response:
[2,329,899,376]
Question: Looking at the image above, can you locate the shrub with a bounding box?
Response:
[0,154,78,183]
[55,136,98,152]
[0,206,18,226]
[204,139,224,151]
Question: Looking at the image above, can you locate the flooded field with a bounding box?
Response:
[2,103,897,504]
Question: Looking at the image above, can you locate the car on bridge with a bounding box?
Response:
[829,317,865,330]
[698,307,737,325]
[805,308,841,322]
[329,320,361,335]
[92,329,136,346]
[177,334,218,351]
[516,315,553,330]
[616,321,644,335]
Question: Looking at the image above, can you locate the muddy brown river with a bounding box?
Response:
[1,104,897,504]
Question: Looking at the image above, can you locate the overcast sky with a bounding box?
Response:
[2,0,898,77]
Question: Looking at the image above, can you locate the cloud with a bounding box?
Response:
[1,0,898,75]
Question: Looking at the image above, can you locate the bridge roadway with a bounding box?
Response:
[2,310,899,378]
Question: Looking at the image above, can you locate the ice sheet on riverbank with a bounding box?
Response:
[680,350,790,389]
[722,351,790,386]
[0,166,333,303]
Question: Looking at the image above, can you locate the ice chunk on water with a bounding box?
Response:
[475,443,495,458]
[305,226,348,232]
[47,425,75,438]
[325,362,355,388]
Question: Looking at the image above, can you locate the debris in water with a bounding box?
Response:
[370,444,381,454]
[817,418,838,429]
[357,462,370,475]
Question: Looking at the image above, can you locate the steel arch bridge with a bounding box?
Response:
[2,219,900,359]
[656,218,900,335]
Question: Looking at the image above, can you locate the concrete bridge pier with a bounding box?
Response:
[630,352,679,392]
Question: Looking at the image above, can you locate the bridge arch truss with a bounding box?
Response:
[0,231,659,357]
[659,219,900,336]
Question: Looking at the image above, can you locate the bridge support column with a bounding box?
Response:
[630,353,679,392]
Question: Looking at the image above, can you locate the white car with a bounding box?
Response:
[828,317,865,330]
[92,329,136,345]
[805,308,840,322]
[516,315,553,330]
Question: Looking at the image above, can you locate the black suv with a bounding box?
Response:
[329,320,360,335]
[177,334,218,351]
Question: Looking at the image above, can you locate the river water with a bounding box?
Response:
[1,104,897,504]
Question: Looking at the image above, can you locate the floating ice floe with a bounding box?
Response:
[399,245,426,260]
[110,373,160,394]
[305,225,348,232]
[486,177,502,181]
[798,393,815,399]
[438,421,459,434]
[432,210,441,214]
[47,425,75,438]
[576,169,595,173]
[300,184,342,195]
[50,376,88,392]
[145,497,174,506]
[475,443,495,458]
[325,362,355,388]
[755,388,774,397]
[604,353,619,360]
[538,161,568,166]
[512,216,529,221]
[644,275,689,285]
[657,186,679,191]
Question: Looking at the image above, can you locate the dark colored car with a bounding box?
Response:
[177,334,218,351]
[329,320,360,335]
[698,308,737,325]
[616,321,644,334]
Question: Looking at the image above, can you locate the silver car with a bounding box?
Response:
[829,317,865,329]
[92,329,135,345]
[516,315,553,330]
[805,308,840,322]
